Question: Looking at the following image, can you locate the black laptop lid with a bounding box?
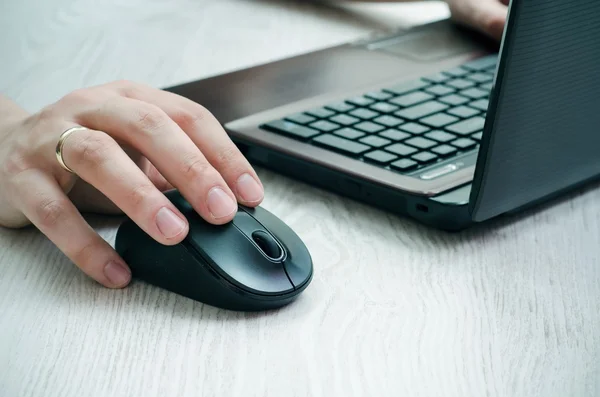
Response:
[469,0,600,222]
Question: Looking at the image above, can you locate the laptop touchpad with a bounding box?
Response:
[365,28,479,61]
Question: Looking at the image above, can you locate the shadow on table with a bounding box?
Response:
[4,172,597,322]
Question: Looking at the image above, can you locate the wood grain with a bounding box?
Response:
[1,1,599,396]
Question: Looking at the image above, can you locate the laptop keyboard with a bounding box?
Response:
[259,54,497,175]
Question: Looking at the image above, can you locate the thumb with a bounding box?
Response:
[447,0,508,41]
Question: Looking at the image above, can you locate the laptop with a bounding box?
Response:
[166,1,600,231]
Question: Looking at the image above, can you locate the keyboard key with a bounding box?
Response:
[262,120,320,140]
[419,113,459,128]
[438,94,470,106]
[467,73,494,84]
[326,102,355,113]
[425,130,457,143]
[384,80,430,95]
[354,121,385,133]
[379,129,411,141]
[334,127,365,140]
[460,87,489,99]
[395,101,448,120]
[313,134,371,156]
[385,143,418,157]
[451,138,477,150]
[471,131,483,141]
[405,137,437,149]
[469,99,489,111]
[349,108,379,120]
[347,96,375,107]
[411,151,438,164]
[447,106,480,118]
[446,116,486,135]
[443,67,470,77]
[363,150,398,165]
[446,79,476,90]
[462,54,498,71]
[285,113,316,124]
[391,158,418,171]
[365,91,393,101]
[359,135,392,148]
[373,115,404,127]
[424,85,455,96]
[389,91,434,107]
[431,144,458,157]
[370,102,400,113]
[306,107,335,118]
[369,102,400,113]
[399,123,430,135]
[309,120,340,132]
[423,73,451,84]
[329,114,360,126]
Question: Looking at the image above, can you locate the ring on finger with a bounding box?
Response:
[56,126,89,174]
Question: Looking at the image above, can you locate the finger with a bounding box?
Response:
[10,169,131,288]
[76,96,239,224]
[116,82,264,206]
[60,127,189,245]
[447,0,508,40]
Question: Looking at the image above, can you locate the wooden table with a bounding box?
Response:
[1,1,599,396]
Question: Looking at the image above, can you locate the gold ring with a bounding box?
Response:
[56,126,88,174]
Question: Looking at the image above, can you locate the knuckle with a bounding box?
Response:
[181,155,212,180]
[61,88,96,107]
[125,183,156,208]
[36,198,68,229]
[71,240,99,268]
[173,109,203,131]
[132,104,169,135]
[213,145,240,167]
[70,132,117,167]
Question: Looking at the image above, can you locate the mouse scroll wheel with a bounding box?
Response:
[251,230,283,260]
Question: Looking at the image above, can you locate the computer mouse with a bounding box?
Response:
[114,189,313,311]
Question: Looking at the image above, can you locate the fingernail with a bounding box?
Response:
[236,173,264,203]
[104,261,131,287]
[156,207,187,238]
[207,187,237,219]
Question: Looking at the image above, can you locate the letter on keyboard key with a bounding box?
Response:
[262,120,321,140]
[395,101,449,120]
[446,116,486,135]
[313,134,371,156]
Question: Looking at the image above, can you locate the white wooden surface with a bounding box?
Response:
[1,1,600,396]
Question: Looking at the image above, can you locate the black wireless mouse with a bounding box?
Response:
[114,190,313,311]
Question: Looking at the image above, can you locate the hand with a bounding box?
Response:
[445,0,509,40]
[0,81,264,288]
